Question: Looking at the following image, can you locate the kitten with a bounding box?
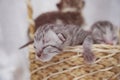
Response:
[34,24,89,62]
[83,21,119,63]
[81,0,120,63]
[32,0,84,39]
[35,12,84,30]
[35,0,85,30]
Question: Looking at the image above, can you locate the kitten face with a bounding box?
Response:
[57,0,85,12]
[34,26,65,62]
[92,21,118,45]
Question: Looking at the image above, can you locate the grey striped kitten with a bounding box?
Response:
[83,21,119,63]
[20,21,118,64]
[34,24,89,61]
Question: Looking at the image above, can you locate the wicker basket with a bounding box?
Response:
[27,0,120,80]
[29,44,120,80]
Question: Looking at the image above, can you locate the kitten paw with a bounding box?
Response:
[83,52,95,64]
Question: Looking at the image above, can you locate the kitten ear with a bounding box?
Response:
[56,0,64,10]
[78,0,85,9]
[57,33,66,43]
[45,29,63,44]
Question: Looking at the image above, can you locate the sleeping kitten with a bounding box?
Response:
[34,24,89,61]
[83,21,119,63]
[81,0,120,63]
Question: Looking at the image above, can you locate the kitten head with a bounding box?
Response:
[92,21,118,45]
[34,24,66,62]
[57,0,85,12]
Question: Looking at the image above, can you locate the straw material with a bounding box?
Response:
[29,44,120,80]
[27,0,35,39]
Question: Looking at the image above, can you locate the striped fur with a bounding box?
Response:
[34,24,89,62]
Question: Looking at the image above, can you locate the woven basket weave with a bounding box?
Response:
[27,0,120,80]
[29,45,120,80]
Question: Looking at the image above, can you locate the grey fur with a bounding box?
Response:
[83,21,119,63]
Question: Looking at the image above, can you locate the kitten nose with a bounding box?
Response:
[36,50,43,57]
[37,53,41,57]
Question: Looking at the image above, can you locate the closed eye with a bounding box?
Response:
[43,45,62,51]
[51,51,59,53]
